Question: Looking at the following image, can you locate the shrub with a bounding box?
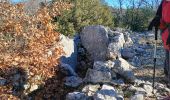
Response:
[53,0,115,36]
[0,1,71,80]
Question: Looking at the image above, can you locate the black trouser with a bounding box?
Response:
[164,50,169,76]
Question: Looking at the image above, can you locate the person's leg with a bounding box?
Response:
[164,50,169,76]
[168,50,170,81]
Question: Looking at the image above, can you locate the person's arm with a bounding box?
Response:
[148,1,163,30]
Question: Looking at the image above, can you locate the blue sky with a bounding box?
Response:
[12,0,21,2]
[105,0,116,6]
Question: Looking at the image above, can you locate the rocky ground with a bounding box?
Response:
[0,25,170,100]
[64,26,170,100]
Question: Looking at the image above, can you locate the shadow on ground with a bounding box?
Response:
[0,67,28,99]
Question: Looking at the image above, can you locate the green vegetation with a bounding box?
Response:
[122,7,155,31]
[52,0,159,35]
[53,0,115,36]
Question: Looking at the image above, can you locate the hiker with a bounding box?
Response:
[148,0,170,80]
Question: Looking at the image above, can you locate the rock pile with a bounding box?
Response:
[65,25,170,100]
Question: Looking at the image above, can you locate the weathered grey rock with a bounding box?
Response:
[116,95,124,100]
[107,32,125,60]
[59,63,77,76]
[121,48,135,59]
[145,81,152,85]
[23,84,30,90]
[93,84,117,100]
[123,32,133,48]
[84,69,112,83]
[134,79,146,86]
[66,92,88,100]
[64,76,83,88]
[93,61,116,79]
[128,86,146,95]
[93,61,114,72]
[124,32,131,42]
[165,88,170,93]
[130,94,144,100]
[154,82,169,94]
[111,79,125,86]
[0,77,7,86]
[113,58,136,82]
[82,84,101,96]
[81,25,109,61]
[143,84,153,96]
[60,34,77,70]
[29,84,38,92]
[155,83,165,90]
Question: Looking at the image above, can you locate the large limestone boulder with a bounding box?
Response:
[80,25,109,61]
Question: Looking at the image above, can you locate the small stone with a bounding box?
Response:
[134,79,145,86]
[113,58,136,82]
[23,84,30,90]
[66,92,88,100]
[84,69,112,83]
[64,76,83,88]
[111,79,125,86]
[116,95,124,100]
[121,48,135,59]
[34,75,42,80]
[29,85,38,92]
[165,88,170,93]
[155,82,165,90]
[128,86,146,95]
[93,84,117,100]
[130,94,144,100]
[93,61,114,72]
[82,84,100,96]
[143,84,153,96]
[93,61,116,79]
[145,81,152,85]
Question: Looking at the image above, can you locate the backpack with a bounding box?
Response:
[160,0,170,50]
